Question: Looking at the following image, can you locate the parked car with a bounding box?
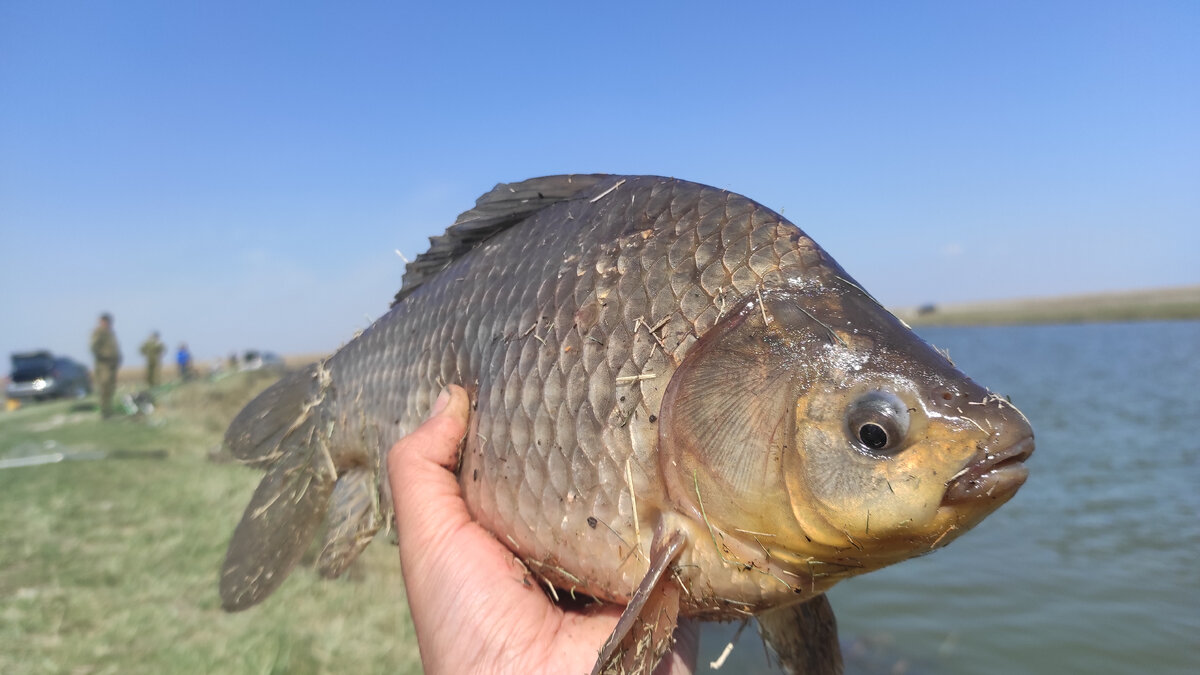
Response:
[239,350,285,372]
[6,351,93,401]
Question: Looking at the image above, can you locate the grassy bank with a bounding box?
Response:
[0,372,420,675]
[894,284,1200,326]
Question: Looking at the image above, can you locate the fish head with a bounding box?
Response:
[659,279,1034,581]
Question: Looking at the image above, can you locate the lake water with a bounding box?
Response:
[697,321,1200,674]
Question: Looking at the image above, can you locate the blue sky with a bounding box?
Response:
[2,1,1197,366]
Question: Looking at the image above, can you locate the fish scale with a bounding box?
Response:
[222,174,1035,675]
[328,178,804,600]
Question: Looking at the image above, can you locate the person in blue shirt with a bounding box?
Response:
[176,343,193,381]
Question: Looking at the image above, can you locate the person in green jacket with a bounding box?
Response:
[140,331,165,387]
[90,313,122,418]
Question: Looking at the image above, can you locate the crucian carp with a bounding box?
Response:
[219,175,1034,674]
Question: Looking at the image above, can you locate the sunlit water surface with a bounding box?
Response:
[697,321,1200,674]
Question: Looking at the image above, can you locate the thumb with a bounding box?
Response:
[390,385,470,471]
[387,385,472,549]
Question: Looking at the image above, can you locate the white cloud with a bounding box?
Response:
[940,242,965,257]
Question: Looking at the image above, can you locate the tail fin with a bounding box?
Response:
[220,363,338,611]
[224,364,323,469]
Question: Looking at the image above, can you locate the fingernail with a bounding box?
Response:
[428,388,450,419]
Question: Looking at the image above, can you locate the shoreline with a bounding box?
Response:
[892,284,1200,327]
[86,286,1200,386]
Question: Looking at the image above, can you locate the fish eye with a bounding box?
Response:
[845,391,910,455]
[858,422,889,449]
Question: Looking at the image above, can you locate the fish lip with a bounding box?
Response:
[941,436,1035,506]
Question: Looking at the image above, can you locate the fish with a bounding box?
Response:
[219,174,1034,674]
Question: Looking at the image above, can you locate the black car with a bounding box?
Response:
[239,349,285,372]
[6,351,92,401]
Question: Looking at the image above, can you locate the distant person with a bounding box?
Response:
[139,331,166,387]
[176,343,193,381]
[90,312,121,419]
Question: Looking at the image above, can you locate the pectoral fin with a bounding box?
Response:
[592,530,686,675]
[757,594,843,675]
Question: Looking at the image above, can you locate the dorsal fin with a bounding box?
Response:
[392,174,613,305]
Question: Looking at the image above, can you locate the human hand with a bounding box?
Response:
[387,385,698,675]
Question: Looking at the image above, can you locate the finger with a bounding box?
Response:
[386,386,636,674]
[388,385,471,554]
[389,385,470,472]
[653,617,700,675]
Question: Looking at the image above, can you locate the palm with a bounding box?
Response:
[388,386,695,675]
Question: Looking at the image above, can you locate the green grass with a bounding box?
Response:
[0,373,421,675]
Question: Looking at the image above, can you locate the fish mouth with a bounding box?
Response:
[941,436,1034,506]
